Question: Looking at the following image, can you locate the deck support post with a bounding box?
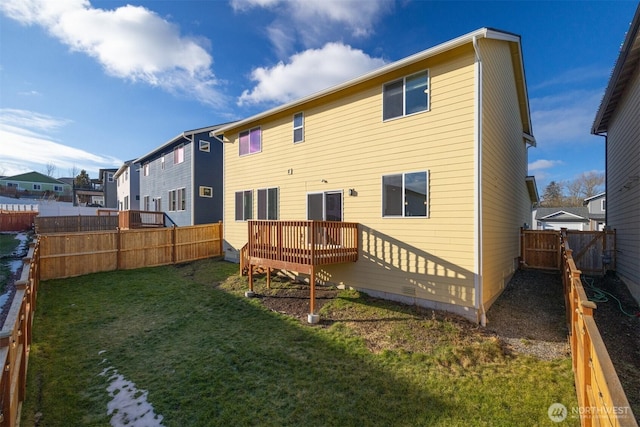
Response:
[266,267,271,289]
[307,266,319,324]
[245,263,255,298]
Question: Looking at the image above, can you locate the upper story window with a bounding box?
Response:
[293,113,304,143]
[143,163,150,177]
[107,172,114,182]
[161,155,165,170]
[382,170,429,217]
[174,144,185,164]
[125,169,128,181]
[601,198,606,211]
[383,70,429,121]
[239,127,261,156]
[199,140,210,152]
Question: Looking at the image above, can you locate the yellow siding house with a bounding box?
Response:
[215,28,537,324]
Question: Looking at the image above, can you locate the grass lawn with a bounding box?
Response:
[22,258,578,426]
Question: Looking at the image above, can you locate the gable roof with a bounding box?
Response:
[136,123,233,164]
[592,4,640,134]
[583,192,606,204]
[1,171,67,185]
[213,27,533,140]
[535,207,589,222]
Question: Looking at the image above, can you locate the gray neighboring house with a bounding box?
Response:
[99,168,118,208]
[114,160,140,211]
[135,124,227,226]
[583,192,606,231]
[592,3,640,305]
[534,207,590,231]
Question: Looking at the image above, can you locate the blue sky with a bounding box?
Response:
[1,0,637,194]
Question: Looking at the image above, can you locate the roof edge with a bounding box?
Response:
[215,27,522,136]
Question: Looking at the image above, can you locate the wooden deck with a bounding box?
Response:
[243,220,359,319]
[118,210,165,230]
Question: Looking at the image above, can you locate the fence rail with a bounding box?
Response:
[34,215,119,234]
[0,241,40,427]
[561,230,637,427]
[0,211,37,232]
[38,222,223,280]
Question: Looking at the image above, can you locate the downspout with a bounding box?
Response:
[473,35,487,326]
[183,133,196,225]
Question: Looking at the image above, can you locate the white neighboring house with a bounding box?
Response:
[114,160,141,211]
[533,207,589,230]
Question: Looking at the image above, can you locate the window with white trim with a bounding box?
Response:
[177,188,186,211]
[199,140,210,152]
[143,196,150,211]
[383,70,429,120]
[382,171,429,217]
[143,163,149,176]
[33,184,41,190]
[239,127,261,156]
[235,190,253,221]
[199,186,213,198]
[293,113,304,143]
[601,198,606,211]
[54,185,63,192]
[169,190,176,211]
[257,187,278,220]
[174,144,184,164]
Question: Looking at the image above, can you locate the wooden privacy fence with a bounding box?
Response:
[521,228,616,274]
[0,211,37,232]
[38,223,223,280]
[562,231,637,427]
[0,241,40,427]
[34,215,119,234]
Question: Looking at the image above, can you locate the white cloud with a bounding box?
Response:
[238,42,386,105]
[0,109,121,177]
[0,0,223,107]
[232,0,393,53]
[530,89,603,145]
[529,159,564,172]
[531,66,611,91]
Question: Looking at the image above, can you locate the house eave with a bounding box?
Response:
[591,4,640,135]
[214,27,525,137]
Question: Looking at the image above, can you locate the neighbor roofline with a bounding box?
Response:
[591,4,640,134]
[136,122,232,163]
[213,27,524,136]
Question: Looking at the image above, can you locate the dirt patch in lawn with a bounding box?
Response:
[237,268,640,420]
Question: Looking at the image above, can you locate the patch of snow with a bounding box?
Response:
[99,363,164,427]
[0,292,9,309]
[8,260,22,274]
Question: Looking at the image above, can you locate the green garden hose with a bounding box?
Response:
[582,275,640,318]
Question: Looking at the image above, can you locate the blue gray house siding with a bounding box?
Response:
[137,126,224,227]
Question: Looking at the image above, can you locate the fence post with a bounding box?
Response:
[116,228,121,270]
[171,225,176,264]
[218,221,223,256]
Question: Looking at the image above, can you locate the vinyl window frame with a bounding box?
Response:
[382,70,430,121]
[239,127,262,156]
[257,187,278,220]
[293,112,304,143]
[381,170,429,218]
[235,190,253,221]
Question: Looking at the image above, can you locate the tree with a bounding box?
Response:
[541,181,564,207]
[44,162,57,177]
[74,170,92,204]
[565,172,605,207]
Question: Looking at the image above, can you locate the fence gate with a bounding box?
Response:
[520,229,561,270]
[565,230,616,274]
[520,228,616,274]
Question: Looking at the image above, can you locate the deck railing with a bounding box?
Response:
[561,229,637,427]
[118,210,165,230]
[247,220,358,269]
